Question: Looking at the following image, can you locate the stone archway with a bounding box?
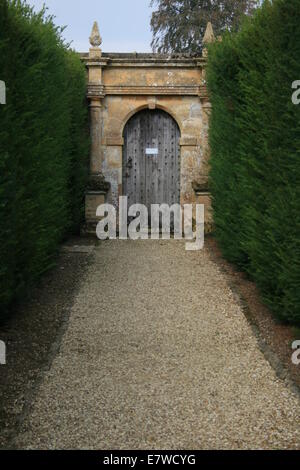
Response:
[81,21,214,233]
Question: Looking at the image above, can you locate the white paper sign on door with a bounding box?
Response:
[146,148,158,155]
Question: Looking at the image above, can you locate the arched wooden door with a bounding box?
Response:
[123,109,181,210]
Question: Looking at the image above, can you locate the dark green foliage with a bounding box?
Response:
[207,0,300,325]
[0,0,89,318]
[150,0,259,53]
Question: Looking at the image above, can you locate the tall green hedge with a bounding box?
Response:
[0,0,89,318]
[207,0,300,325]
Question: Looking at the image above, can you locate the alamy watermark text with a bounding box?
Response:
[96,197,204,251]
[0,80,6,105]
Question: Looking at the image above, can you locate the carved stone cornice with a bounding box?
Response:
[85,59,109,67]
[87,83,105,99]
[80,54,206,70]
[104,85,200,96]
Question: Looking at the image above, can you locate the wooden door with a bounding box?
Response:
[123,109,181,211]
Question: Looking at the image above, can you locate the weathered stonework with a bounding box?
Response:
[81,22,214,233]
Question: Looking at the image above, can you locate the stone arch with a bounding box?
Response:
[121,103,183,139]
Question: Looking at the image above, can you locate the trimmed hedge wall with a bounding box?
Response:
[207,0,300,325]
[0,0,89,318]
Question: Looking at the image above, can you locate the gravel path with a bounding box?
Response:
[13,240,300,449]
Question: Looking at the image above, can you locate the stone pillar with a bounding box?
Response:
[82,21,110,236]
[87,21,105,176]
[200,97,212,180]
[194,96,213,233]
[89,98,103,174]
[192,22,216,233]
[200,20,215,179]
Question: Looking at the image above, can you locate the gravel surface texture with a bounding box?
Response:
[12,240,300,450]
[0,248,92,449]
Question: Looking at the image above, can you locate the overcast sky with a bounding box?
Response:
[26,0,154,52]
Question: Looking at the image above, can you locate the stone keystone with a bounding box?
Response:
[89,21,102,48]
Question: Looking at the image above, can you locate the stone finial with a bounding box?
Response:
[202,22,215,57]
[203,22,215,45]
[89,21,102,48]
